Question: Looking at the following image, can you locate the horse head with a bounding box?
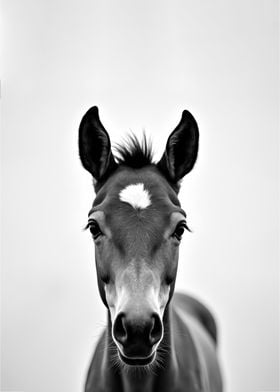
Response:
[79,107,199,366]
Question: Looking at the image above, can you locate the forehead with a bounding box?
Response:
[119,183,151,210]
[90,166,184,220]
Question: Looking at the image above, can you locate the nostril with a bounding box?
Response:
[113,313,127,345]
[150,314,162,345]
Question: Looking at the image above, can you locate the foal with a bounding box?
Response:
[79,107,223,392]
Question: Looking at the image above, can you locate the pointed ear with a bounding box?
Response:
[78,106,117,182]
[157,110,199,184]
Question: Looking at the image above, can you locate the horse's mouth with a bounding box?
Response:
[118,351,156,366]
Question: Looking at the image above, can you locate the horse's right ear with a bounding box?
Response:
[78,106,117,182]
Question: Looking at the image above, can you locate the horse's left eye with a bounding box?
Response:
[173,222,188,241]
[88,220,103,240]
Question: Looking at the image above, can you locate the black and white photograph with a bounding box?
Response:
[1,1,279,392]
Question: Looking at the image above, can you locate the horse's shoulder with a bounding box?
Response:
[170,292,223,392]
[85,331,109,392]
[171,292,218,345]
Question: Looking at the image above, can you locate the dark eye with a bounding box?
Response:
[172,221,188,241]
[88,219,103,240]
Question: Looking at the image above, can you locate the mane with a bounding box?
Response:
[113,134,154,168]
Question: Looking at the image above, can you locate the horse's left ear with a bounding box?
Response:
[78,106,117,182]
[157,110,199,183]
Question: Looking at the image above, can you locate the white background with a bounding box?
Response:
[1,1,279,391]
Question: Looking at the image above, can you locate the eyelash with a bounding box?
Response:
[84,219,103,240]
[172,221,191,241]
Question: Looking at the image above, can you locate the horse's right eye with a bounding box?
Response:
[88,220,103,240]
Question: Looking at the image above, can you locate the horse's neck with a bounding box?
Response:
[121,371,154,392]
[105,307,178,392]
